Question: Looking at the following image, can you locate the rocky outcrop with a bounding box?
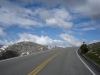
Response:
[0,41,48,60]
[5,41,48,55]
[0,50,19,60]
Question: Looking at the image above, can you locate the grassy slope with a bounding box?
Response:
[85,42,100,65]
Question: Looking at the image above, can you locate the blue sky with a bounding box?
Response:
[0,0,100,47]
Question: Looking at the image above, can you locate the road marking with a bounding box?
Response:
[76,49,96,75]
[28,50,65,75]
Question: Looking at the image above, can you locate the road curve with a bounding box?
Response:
[0,47,100,75]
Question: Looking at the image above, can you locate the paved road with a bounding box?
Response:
[0,47,100,75]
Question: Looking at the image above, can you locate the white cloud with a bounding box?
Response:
[53,8,72,21]
[37,0,100,21]
[0,28,6,36]
[17,33,52,45]
[16,33,67,46]
[74,0,100,21]
[60,33,82,46]
[17,33,69,47]
[75,21,97,27]
[63,30,74,34]
[17,0,100,21]
[0,0,43,28]
[74,21,98,31]
[1,0,100,22]
[90,40,100,44]
[2,0,99,30]
[46,18,73,28]
[35,7,73,28]
[0,7,43,28]
[0,0,99,48]
[0,0,73,29]
[15,0,87,7]
[53,40,70,47]
[0,39,14,46]
[0,32,82,47]
[81,27,96,31]
[38,8,54,20]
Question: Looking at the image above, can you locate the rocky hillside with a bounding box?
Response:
[85,42,100,65]
[0,41,48,60]
[5,41,48,55]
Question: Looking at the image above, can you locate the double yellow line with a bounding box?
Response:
[28,50,65,75]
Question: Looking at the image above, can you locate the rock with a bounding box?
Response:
[0,50,19,60]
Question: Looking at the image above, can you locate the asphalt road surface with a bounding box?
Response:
[0,47,100,75]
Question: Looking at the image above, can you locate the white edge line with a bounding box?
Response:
[0,49,55,63]
[76,49,96,75]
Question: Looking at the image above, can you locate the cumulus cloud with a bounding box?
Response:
[34,7,73,28]
[0,0,99,47]
[0,0,43,28]
[17,33,70,47]
[75,21,97,27]
[44,0,100,21]
[0,32,82,47]
[0,0,73,29]
[74,0,100,21]
[60,33,82,46]
[13,0,87,7]
[12,0,100,21]
[0,28,6,36]
[74,21,98,32]
[53,40,70,47]
[17,33,53,45]
[0,40,14,46]
[63,30,74,34]
[1,0,99,30]
[1,0,100,22]
[46,18,73,28]
[81,27,96,31]
[90,40,100,44]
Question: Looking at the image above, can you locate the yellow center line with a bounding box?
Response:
[28,50,65,75]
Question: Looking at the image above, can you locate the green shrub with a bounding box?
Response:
[80,43,88,54]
